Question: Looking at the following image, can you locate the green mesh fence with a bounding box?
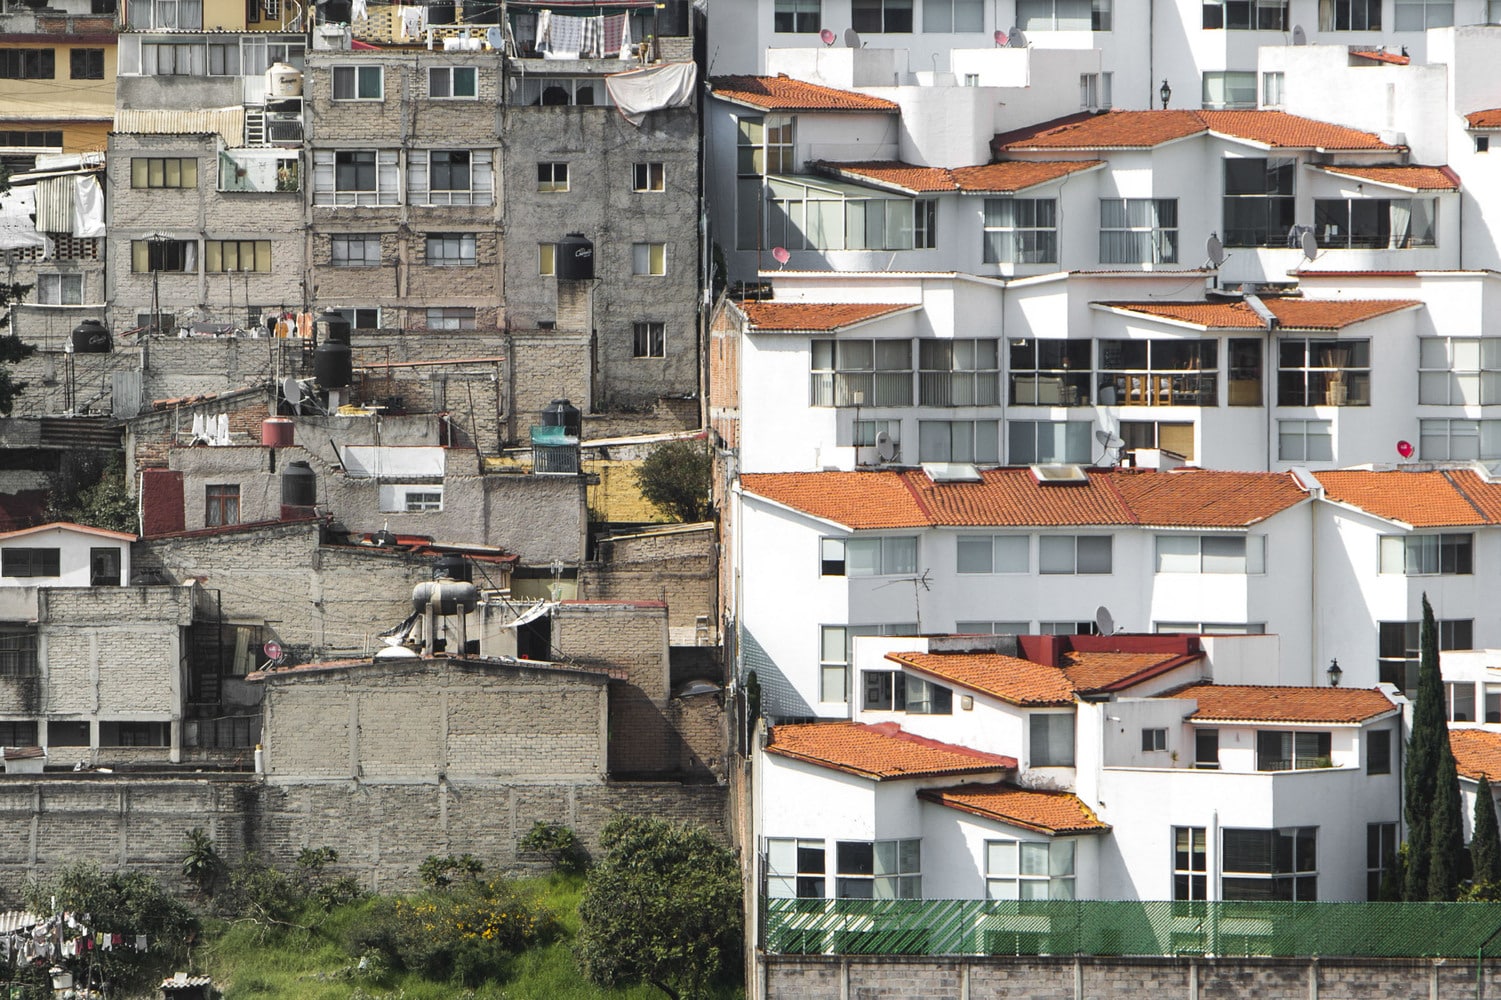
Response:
[763,898,1501,958]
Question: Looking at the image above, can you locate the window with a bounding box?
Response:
[1487,684,1501,724]
[206,484,240,527]
[326,308,379,336]
[983,199,1058,264]
[765,178,932,252]
[332,64,383,100]
[956,535,1028,575]
[1040,620,1099,635]
[218,150,299,193]
[852,0,914,32]
[1255,731,1332,771]
[90,546,120,587]
[1121,421,1196,460]
[1157,622,1266,635]
[836,839,920,898]
[633,161,665,192]
[820,536,918,577]
[1314,198,1436,249]
[1394,0,1453,29]
[1277,339,1370,406]
[0,548,58,578]
[139,40,203,75]
[766,838,826,898]
[99,721,169,747]
[853,419,901,451]
[1142,728,1167,752]
[863,671,910,710]
[1155,535,1265,574]
[632,243,666,276]
[774,0,821,32]
[1174,827,1208,900]
[1420,338,1501,405]
[412,149,493,206]
[918,339,999,406]
[0,130,61,147]
[633,322,665,358]
[427,307,475,330]
[1223,157,1295,247]
[1195,728,1220,768]
[1367,823,1397,900]
[513,76,610,107]
[330,234,381,267]
[1320,0,1380,28]
[1278,419,1333,461]
[1378,619,1472,698]
[919,420,999,464]
[1009,340,1091,406]
[818,623,917,703]
[736,116,789,249]
[131,240,195,273]
[1008,421,1092,465]
[48,721,89,746]
[1420,419,1501,460]
[126,0,201,28]
[1263,71,1284,107]
[905,675,953,714]
[130,158,199,189]
[1099,199,1177,263]
[36,274,83,305]
[538,161,569,193]
[923,0,982,30]
[425,233,477,267]
[0,721,37,744]
[1016,0,1112,29]
[429,65,476,98]
[538,243,556,276]
[205,240,271,273]
[313,149,401,207]
[1379,534,1473,575]
[956,620,1029,634]
[1222,827,1317,900]
[1079,72,1112,109]
[1366,728,1391,775]
[1227,338,1263,405]
[0,49,55,79]
[811,339,912,407]
[1099,339,1218,406]
[1446,682,1477,723]
[404,491,442,513]
[70,48,104,80]
[1201,0,1288,29]
[1040,536,1111,575]
[1030,713,1075,766]
[986,840,1075,899]
[1202,71,1257,109]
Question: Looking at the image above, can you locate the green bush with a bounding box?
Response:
[418,853,485,890]
[221,847,363,924]
[519,822,590,875]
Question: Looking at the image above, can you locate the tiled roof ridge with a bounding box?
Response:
[1094,471,1140,525]
[917,782,1112,835]
[1442,469,1492,524]
[897,469,941,523]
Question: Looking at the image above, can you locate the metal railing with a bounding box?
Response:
[763,898,1501,959]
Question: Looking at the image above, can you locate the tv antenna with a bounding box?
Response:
[1206,233,1225,268]
[1300,229,1319,262]
[1095,605,1117,637]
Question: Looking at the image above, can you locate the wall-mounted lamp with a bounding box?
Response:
[1328,658,1343,687]
[1160,79,1172,109]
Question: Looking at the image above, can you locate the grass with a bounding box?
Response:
[195,875,742,1000]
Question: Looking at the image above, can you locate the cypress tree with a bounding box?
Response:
[1404,594,1444,900]
[1472,776,1501,889]
[1428,730,1465,900]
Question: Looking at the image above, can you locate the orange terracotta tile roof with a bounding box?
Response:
[1450,729,1501,782]
[1351,49,1410,65]
[1316,469,1501,527]
[1316,165,1460,191]
[1061,650,1202,695]
[887,651,1077,706]
[1099,298,1421,330]
[949,160,1102,192]
[1168,684,1398,724]
[1466,109,1501,129]
[738,301,913,332]
[997,109,1397,152]
[814,160,958,193]
[766,721,1017,779]
[740,468,1308,530]
[708,75,899,112]
[919,783,1110,835]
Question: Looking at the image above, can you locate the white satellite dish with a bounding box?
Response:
[843,27,862,48]
[485,26,502,49]
[1007,27,1027,47]
[1095,605,1117,637]
[1300,230,1319,261]
[874,431,897,463]
[1292,24,1307,45]
[1206,233,1226,268]
[1095,429,1124,450]
[282,376,303,405]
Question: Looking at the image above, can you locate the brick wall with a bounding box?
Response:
[585,524,716,636]
[707,296,741,451]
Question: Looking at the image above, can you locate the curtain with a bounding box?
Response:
[1388,200,1412,249]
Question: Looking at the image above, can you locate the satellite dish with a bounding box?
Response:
[993,29,1007,46]
[1095,429,1124,449]
[1206,233,1225,268]
[1095,606,1117,637]
[875,431,897,463]
[263,639,283,661]
[1397,440,1415,459]
[844,27,862,48]
[771,246,790,266]
[820,27,835,45]
[1007,27,1027,47]
[282,376,303,405]
[1292,24,1307,45]
[485,26,502,49]
[1300,230,1319,261]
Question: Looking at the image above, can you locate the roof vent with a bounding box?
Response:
[1030,464,1089,485]
[922,462,982,483]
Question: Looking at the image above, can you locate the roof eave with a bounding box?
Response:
[918,793,1111,836]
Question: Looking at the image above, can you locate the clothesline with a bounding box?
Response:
[0,912,152,968]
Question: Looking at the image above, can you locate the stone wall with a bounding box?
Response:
[761,955,1501,1000]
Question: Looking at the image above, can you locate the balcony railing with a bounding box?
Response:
[763,898,1501,958]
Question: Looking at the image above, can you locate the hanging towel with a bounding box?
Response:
[618,13,633,59]
[534,9,551,52]
[546,13,584,57]
[606,61,698,126]
[580,15,600,58]
[600,13,626,56]
[398,6,425,41]
[72,175,106,238]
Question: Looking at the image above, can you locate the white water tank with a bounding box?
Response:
[266,62,304,98]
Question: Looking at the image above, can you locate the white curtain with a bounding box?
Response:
[1388,200,1412,249]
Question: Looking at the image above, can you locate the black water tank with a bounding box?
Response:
[282,460,316,507]
[71,320,111,353]
[557,232,594,281]
[542,398,582,438]
[428,0,455,22]
[314,341,352,388]
[433,553,471,582]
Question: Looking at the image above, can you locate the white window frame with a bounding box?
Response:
[1030,711,1075,766]
[1393,0,1453,30]
[820,536,918,577]
[633,321,665,358]
[538,161,569,193]
[773,0,822,32]
[1008,420,1092,464]
[1016,0,1111,30]
[1419,418,1501,461]
[1039,535,1112,575]
[1099,198,1177,264]
[956,534,1029,575]
[409,149,493,207]
[1201,71,1257,110]
[329,234,382,267]
[332,64,383,100]
[956,620,1030,634]
[425,232,477,267]
[1221,827,1317,900]
[917,419,1000,464]
[313,149,401,207]
[818,623,916,704]
[428,65,477,98]
[982,198,1057,264]
[835,839,921,898]
[632,242,666,276]
[1079,71,1112,110]
[986,839,1075,900]
[633,161,665,192]
[922,0,983,32]
[1378,533,1473,576]
[766,837,827,898]
[1262,71,1284,107]
[1154,534,1265,574]
[426,307,475,331]
[1277,418,1333,462]
[1419,337,1501,405]
[36,273,83,305]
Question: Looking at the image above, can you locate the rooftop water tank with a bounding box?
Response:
[71,319,110,354]
[314,340,352,388]
[541,398,582,439]
[557,232,594,281]
[265,62,303,98]
[282,460,316,508]
[411,578,479,616]
[433,553,471,582]
[261,417,294,448]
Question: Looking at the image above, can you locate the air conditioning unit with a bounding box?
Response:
[267,118,303,144]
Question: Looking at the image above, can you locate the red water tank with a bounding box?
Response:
[261,417,294,448]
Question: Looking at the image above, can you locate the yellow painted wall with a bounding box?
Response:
[0,41,116,146]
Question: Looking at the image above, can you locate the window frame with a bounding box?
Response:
[1038,534,1113,575]
[917,338,1000,406]
[632,161,665,192]
[1202,70,1258,109]
[632,242,667,276]
[537,161,570,193]
[329,233,382,267]
[1393,0,1453,29]
[1419,337,1501,405]
[1016,0,1112,30]
[130,157,199,190]
[1255,730,1332,771]
[204,239,271,273]
[428,65,477,98]
[986,838,1076,900]
[1276,338,1371,407]
[70,48,105,80]
[1419,418,1501,461]
[424,232,478,268]
[1154,534,1265,575]
[819,535,919,578]
[1313,197,1437,250]
[1367,822,1398,900]
[918,419,1000,464]
[0,48,56,80]
[331,64,383,101]
[426,307,476,331]
[1098,338,1218,407]
[810,338,913,408]
[632,321,666,358]
[1277,418,1334,462]
[982,197,1058,265]
[773,0,822,32]
[1222,156,1295,248]
[1366,728,1392,775]
[922,0,983,32]
[1174,826,1208,900]
[1221,827,1317,901]
[1098,198,1178,264]
[0,548,60,578]
[36,273,84,305]
[851,0,915,33]
[955,534,1029,575]
[1378,533,1473,576]
[205,483,241,527]
[766,837,827,898]
[1201,0,1288,30]
[1029,712,1076,767]
[1320,0,1380,28]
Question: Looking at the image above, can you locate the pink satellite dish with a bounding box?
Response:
[771,246,791,265]
[1397,440,1414,459]
[820,27,836,45]
[994,29,1007,46]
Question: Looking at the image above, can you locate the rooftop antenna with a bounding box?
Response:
[820,27,835,45]
[844,27,862,48]
[1095,605,1117,637]
[1205,232,1226,288]
[1292,24,1306,44]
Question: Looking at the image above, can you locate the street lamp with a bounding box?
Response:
[144,231,171,335]
[1159,79,1172,110]
[1327,658,1343,687]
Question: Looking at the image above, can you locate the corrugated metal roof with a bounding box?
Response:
[0,912,42,934]
[114,107,244,147]
[33,177,71,235]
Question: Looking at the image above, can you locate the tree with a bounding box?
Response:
[1473,776,1501,889]
[1404,594,1444,900]
[635,439,714,523]
[0,278,34,415]
[1429,733,1466,900]
[576,815,742,1000]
